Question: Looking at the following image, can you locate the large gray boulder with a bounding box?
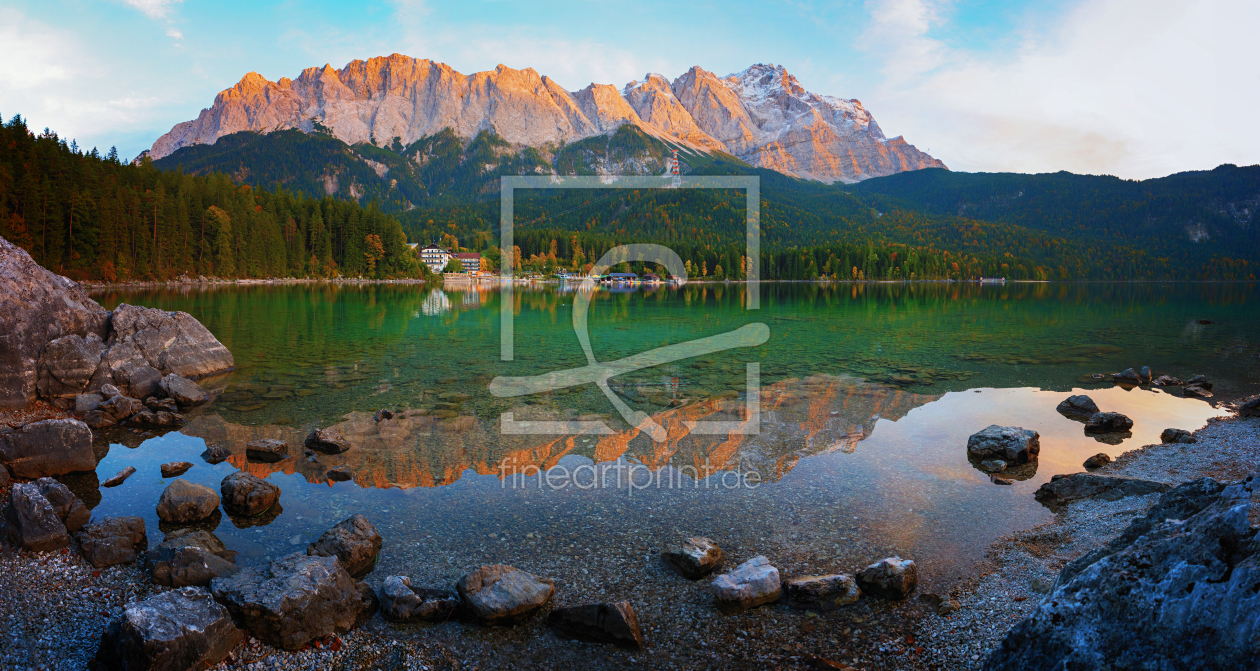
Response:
[210,552,377,650]
[782,573,862,611]
[108,304,235,380]
[306,514,382,578]
[158,373,208,407]
[36,333,106,402]
[155,479,220,524]
[548,601,644,648]
[88,338,163,400]
[0,236,109,408]
[33,476,90,531]
[856,556,918,600]
[1054,394,1099,419]
[1035,472,1171,508]
[712,556,782,614]
[4,481,71,552]
[75,517,147,568]
[220,471,280,516]
[0,418,96,477]
[147,529,239,587]
[966,425,1040,464]
[95,586,243,671]
[456,565,555,624]
[378,576,459,622]
[985,475,1260,670]
[662,536,724,579]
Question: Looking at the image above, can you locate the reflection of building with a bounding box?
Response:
[419,244,452,273]
[453,252,482,272]
[421,290,451,316]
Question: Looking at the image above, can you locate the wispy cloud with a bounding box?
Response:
[165,27,183,40]
[118,0,183,19]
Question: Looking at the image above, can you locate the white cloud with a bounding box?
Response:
[166,27,183,40]
[862,0,1260,178]
[0,8,74,90]
[118,0,183,20]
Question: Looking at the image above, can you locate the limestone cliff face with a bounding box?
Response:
[149,55,944,184]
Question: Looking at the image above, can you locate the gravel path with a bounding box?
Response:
[3,415,1256,671]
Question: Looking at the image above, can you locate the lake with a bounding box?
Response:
[82,281,1256,594]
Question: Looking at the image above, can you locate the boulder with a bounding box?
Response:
[1084,411,1133,433]
[147,529,239,587]
[89,339,163,400]
[305,427,350,454]
[1082,453,1111,470]
[155,479,220,524]
[1054,395,1099,418]
[662,536,723,579]
[306,514,382,578]
[378,576,459,622]
[966,425,1040,464]
[36,333,105,401]
[1111,368,1142,385]
[712,556,782,614]
[128,409,186,429]
[100,383,123,398]
[1034,473,1170,508]
[200,444,231,465]
[85,394,145,428]
[75,517,147,568]
[210,552,376,651]
[1160,428,1197,444]
[326,466,354,482]
[34,476,90,531]
[106,304,235,380]
[95,586,243,671]
[220,471,280,516]
[1152,375,1182,387]
[0,235,109,408]
[548,601,644,648]
[103,466,137,488]
[0,418,95,477]
[75,392,103,415]
[374,409,394,422]
[144,397,178,413]
[1139,366,1152,383]
[985,476,1259,671]
[457,565,555,624]
[1182,384,1213,399]
[1186,374,1213,390]
[782,574,861,611]
[245,438,287,462]
[160,462,193,478]
[1237,394,1260,417]
[158,374,208,407]
[855,557,918,600]
[4,482,70,552]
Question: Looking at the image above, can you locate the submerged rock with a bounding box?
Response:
[373,408,394,422]
[978,459,1007,473]
[378,576,459,622]
[457,564,555,624]
[1054,394,1099,419]
[155,479,220,524]
[200,444,231,464]
[211,552,376,651]
[1035,473,1170,508]
[782,573,861,611]
[855,557,918,600]
[307,514,382,578]
[1152,375,1182,387]
[712,556,782,614]
[326,466,354,482]
[662,536,724,579]
[1082,453,1111,470]
[128,409,186,429]
[548,601,644,648]
[1084,411,1133,434]
[305,427,350,454]
[220,471,280,516]
[1160,428,1197,444]
[1185,374,1213,390]
[245,438,287,462]
[75,517,147,568]
[985,476,1259,670]
[95,586,243,671]
[0,418,96,478]
[147,529,239,587]
[966,425,1040,464]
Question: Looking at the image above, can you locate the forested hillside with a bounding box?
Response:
[0,114,420,281]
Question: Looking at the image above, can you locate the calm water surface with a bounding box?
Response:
[82,282,1257,591]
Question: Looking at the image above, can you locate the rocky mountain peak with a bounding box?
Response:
[147,54,945,183]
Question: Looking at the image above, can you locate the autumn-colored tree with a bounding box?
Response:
[363,233,385,274]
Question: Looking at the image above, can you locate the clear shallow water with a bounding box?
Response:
[81,282,1256,589]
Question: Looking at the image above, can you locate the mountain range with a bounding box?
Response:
[146,54,944,184]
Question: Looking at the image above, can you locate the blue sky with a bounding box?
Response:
[1,0,1255,178]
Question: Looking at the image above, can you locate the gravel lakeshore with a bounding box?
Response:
[2,412,1256,671]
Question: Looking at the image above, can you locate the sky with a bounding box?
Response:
[1,0,1256,179]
